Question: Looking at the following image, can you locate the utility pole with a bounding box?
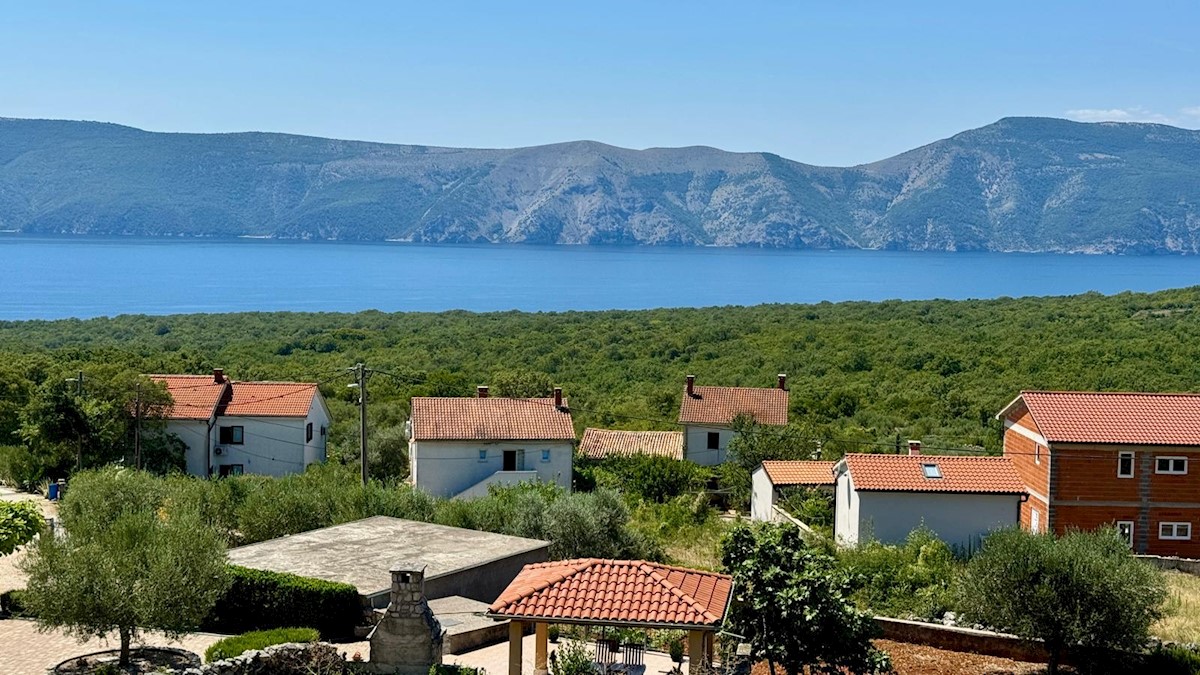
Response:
[134,382,142,470]
[352,363,369,486]
[66,371,85,471]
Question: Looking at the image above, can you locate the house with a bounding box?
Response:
[833,445,1025,548]
[149,369,330,477]
[579,428,684,460]
[677,374,789,465]
[999,390,1200,556]
[408,386,575,498]
[750,460,836,522]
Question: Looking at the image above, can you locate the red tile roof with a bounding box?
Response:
[219,381,319,417]
[410,397,575,441]
[1014,391,1200,446]
[761,460,837,486]
[579,429,684,460]
[678,385,788,426]
[148,375,228,420]
[488,559,732,628]
[842,454,1026,494]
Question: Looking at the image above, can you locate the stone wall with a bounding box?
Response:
[176,642,351,675]
[875,617,1051,663]
[1136,553,1200,575]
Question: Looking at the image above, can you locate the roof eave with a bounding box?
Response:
[484,613,722,632]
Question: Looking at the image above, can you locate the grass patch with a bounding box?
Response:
[1155,571,1200,643]
[205,627,320,662]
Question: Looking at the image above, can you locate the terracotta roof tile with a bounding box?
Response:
[488,559,732,627]
[842,454,1025,494]
[761,460,836,486]
[1018,390,1200,445]
[411,397,575,441]
[220,381,319,417]
[580,429,684,460]
[679,385,788,426]
[148,375,228,420]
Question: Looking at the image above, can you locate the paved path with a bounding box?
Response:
[450,635,683,675]
[0,618,225,675]
[0,487,58,595]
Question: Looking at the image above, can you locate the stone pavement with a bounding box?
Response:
[450,635,683,675]
[0,487,58,595]
[0,618,225,675]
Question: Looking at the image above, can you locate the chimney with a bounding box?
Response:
[686,375,695,397]
[213,368,225,384]
[476,386,489,398]
[908,440,922,456]
[553,387,563,408]
[777,373,787,390]
[369,562,444,674]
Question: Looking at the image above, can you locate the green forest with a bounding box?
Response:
[3,286,1200,484]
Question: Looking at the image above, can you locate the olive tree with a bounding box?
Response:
[21,468,230,666]
[721,522,891,675]
[957,527,1167,675]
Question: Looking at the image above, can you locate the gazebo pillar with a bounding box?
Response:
[534,622,549,675]
[508,620,525,675]
[687,630,708,672]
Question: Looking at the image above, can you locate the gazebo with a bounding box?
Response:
[487,558,734,675]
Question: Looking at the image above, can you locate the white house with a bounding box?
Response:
[150,369,330,478]
[408,386,576,498]
[677,374,789,465]
[833,445,1026,549]
[750,460,836,522]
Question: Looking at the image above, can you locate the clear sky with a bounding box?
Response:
[2,1,1197,166]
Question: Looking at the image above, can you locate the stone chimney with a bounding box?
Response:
[908,440,922,456]
[554,387,564,409]
[368,562,443,675]
[213,368,225,384]
[686,375,696,397]
[777,373,787,390]
[477,386,489,398]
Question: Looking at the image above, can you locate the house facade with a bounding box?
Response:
[408,387,576,498]
[150,369,330,478]
[833,449,1025,549]
[677,374,789,465]
[750,460,836,522]
[999,390,1200,556]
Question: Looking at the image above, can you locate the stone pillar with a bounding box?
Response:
[687,630,707,673]
[534,622,549,675]
[509,620,525,675]
[368,562,444,675]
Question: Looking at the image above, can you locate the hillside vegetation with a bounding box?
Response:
[3,117,1200,252]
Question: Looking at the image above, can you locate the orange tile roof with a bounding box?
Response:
[1016,391,1200,446]
[579,429,684,460]
[679,385,788,426]
[219,381,319,417]
[761,460,836,486]
[488,559,732,628]
[842,454,1026,494]
[148,375,228,420]
[410,397,575,441]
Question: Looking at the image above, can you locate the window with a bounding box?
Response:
[219,426,244,445]
[478,449,487,462]
[1116,521,1134,548]
[541,449,551,462]
[306,422,314,442]
[922,463,942,479]
[1160,522,1192,540]
[1117,451,1135,478]
[320,425,326,437]
[706,432,720,450]
[1156,456,1188,475]
[218,464,244,478]
[1034,444,1041,465]
[1031,508,1041,534]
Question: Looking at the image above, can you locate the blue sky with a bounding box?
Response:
[2,1,1197,166]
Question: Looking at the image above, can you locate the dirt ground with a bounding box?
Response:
[751,640,1046,675]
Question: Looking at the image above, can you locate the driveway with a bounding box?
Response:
[0,487,58,595]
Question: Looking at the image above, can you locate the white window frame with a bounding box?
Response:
[478,449,488,462]
[1030,508,1041,534]
[1155,456,1188,475]
[1034,444,1041,465]
[1116,520,1134,548]
[541,449,551,463]
[922,463,943,479]
[1160,522,1193,540]
[1117,451,1135,478]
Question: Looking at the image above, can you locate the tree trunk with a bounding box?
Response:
[119,626,132,667]
[1046,647,1059,675]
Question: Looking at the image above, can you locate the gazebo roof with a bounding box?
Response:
[487,559,733,629]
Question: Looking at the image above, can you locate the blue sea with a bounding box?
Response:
[2,235,1200,320]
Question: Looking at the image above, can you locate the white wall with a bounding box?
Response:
[750,466,776,521]
[684,425,738,465]
[165,419,213,477]
[835,471,859,545]
[212,414,327,478]
[410,439,574,498]
[856,491,1022,549]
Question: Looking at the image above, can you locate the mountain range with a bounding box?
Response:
[2,116,1199,253]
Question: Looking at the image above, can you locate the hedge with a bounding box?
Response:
[204,627,320,662]
[203,566,362,640]
[0,589,31,617]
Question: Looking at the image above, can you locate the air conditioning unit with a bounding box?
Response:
[214,446,224,456]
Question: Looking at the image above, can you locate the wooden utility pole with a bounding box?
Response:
[354,363,369,486]
[134,382,142,470]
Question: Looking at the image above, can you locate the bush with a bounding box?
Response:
[0,445,44,491]
[204,566,362,640]
[1143,643,1200,675]
[204,627,320,662]
[584,455,708,503]
[0,500,44,555]
[0,589,32,617]
[430,666,486,675]
[838,527,961,621]
[552,639,597,675]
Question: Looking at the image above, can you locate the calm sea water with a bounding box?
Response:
[2,235,1200,320]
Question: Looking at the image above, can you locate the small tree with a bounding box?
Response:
[721,522,891,675]
[957,527,1167,674]
[0,500,44,555]
[21,468,230,666]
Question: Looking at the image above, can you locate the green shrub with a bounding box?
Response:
[203,566,362,640]
[204,627,320,662]
[1143,643,1200,675]
[838,527,961,621]
[430,666,486,675]
[584,455,708,503]
[0,589,32,617]
[0,500,44,555]
[552,639,597,675]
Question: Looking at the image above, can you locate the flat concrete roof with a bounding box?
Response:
[227,516,549,597]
